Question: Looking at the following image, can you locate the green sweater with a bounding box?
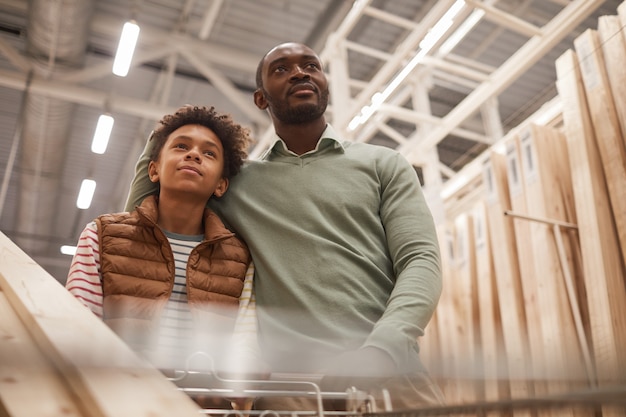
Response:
[126,124,442,373]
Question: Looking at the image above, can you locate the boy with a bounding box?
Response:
[66,105,256,408]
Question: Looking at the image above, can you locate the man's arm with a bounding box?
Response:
[363,152,442,370]
[124,132,159,212]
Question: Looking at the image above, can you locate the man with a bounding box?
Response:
[126,43,444,410]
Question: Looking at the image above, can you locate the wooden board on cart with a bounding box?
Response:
[0,231,202,417]
[0,292,83,417]
[555,49,626,386]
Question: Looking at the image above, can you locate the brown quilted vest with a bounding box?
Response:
[96,195,251,355]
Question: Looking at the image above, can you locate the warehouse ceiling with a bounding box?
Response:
[0,0,621,282]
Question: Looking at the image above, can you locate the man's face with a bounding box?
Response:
[148,124,228,201]
[257,43,329,124]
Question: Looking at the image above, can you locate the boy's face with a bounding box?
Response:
[148,124,228,202]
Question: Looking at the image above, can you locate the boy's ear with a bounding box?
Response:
[148,161,159,183]
[253,89,268,110]
[213,177,229,198]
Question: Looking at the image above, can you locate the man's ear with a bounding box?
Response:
[148,161,159,183]
[213,177,229,198]
[254,89,268,110]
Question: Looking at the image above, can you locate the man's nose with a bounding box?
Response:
[290,65,309,80]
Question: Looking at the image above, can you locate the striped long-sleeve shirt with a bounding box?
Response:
[65,221,259,372]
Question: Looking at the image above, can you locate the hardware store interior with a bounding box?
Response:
[1,0,626,416]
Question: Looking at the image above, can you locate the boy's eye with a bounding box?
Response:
[174,143,187,149]
[203,150,215,157]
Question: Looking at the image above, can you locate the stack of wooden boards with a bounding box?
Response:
[0,231,202,417]
[421,3,626,416]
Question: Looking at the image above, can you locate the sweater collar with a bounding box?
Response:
[261,123,345,159]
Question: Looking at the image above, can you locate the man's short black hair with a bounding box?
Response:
[149,105,251,179]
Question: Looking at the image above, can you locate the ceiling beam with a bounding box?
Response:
[401,0,605,159]
[179,49,268,125]
[0,67,175,120]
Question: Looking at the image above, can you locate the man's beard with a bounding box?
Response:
[264,88,329,125]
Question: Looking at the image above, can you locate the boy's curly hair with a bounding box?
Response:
[149,105,251,179]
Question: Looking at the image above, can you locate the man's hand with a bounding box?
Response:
[231,397,254,416]
[319,347,397,392]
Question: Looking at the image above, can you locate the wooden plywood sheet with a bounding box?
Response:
[452,213,481,403]
[482,152,533,408]
[504,139,547,400]
[434,224,461,403]
[472,201,509,405]
[597,15,626,151]
[518,125,594,409]
[574,28,626,267]
[555,49,626,385]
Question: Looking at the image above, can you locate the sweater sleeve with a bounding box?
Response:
[362,153,442,370]
[124,131,158,212]
[65,222,104,318]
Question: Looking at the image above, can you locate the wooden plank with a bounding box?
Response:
[472,201,509,406]
[618,1,626,57]
[0,232,201,417]
[0,292,84,417]
[519,125,592,393]
[482,152,533,410]
[597,15,626,151]
[435,224,463,403]
[574,29,626,267]
[504,138,548,402]
[451,213,480,403]
[555,49,626,385]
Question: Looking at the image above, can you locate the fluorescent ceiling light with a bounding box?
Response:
[438,9,485,55]
[76,179,96,209]
[348,0,467,131]
[112,20,140,77]
[60,245,77,256]
[91,114,114,154]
